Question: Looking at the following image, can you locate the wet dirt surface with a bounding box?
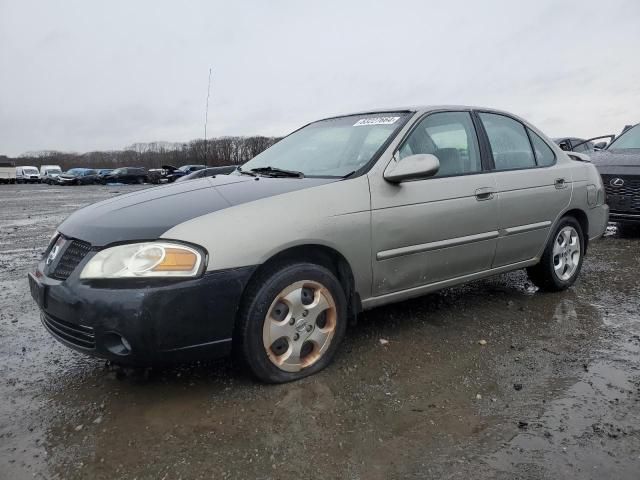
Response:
[1,184,639,479]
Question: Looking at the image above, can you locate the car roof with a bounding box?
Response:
[318,105,533,124]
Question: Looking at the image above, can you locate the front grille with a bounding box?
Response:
[51,239,92,280]
[601,174,640,213]
[41,312,95,349]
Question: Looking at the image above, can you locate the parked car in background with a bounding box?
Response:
[100,167,149,184]
[16,166,41,183]
[40,165,62,184]
[554,137,596,154]
[56,168,99,186]
[175,165,236,182]
[97,169,113,181]
[162,164,206,183]
[0,160,16,184]
[590,123,640,233]
[29,106,608,383]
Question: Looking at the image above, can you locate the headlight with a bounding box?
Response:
[80,242,205,279]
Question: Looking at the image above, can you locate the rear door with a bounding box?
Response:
[370,110,499,296]
[477,112,572,267]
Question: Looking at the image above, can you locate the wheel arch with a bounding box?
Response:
[240,243,361,320]
[562,208,590,253]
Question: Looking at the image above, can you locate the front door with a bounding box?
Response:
[369,111,499,297]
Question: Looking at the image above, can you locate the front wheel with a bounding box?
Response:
[527,217,584,291]
[235,263,347,383]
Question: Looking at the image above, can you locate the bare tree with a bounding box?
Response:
[9,135,281,171]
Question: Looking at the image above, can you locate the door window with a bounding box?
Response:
[398,112,481,177]
[479,113,536,170]
[528,129,556,166]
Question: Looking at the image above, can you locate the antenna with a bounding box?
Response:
[204,67,212,165]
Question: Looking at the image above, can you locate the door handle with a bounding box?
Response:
[475,187,495,201]
[555,178,567,189]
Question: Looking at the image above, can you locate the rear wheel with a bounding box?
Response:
[236,262,347,383]
[527,217,584,291]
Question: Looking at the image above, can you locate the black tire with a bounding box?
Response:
[527,216,585,292]
[235,262,348,383]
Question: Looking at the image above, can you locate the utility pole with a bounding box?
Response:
[204,67,212,166]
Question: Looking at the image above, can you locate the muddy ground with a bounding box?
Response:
[0,183,638,480]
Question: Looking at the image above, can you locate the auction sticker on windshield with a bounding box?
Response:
[353,116,400,126]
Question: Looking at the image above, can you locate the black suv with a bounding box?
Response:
[100,167,149,184]
[590,123,640,231]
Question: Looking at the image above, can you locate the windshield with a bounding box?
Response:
[46,168,61,175]
[66,168,84,175]
[239,112,411,177]
[609,124,640,150]
[24,167,38,174]
[111,168,125,174]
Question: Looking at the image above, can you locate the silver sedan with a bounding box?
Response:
[30,106,609,383]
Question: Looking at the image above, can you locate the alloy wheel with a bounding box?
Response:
[552,226,581,281]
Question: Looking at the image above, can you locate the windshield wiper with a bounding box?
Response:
[249,166,304,178]
[237,167,256,176]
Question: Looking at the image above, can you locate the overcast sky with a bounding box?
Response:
[1,0,639,156]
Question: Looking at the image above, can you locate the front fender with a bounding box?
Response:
[162,176,374,298]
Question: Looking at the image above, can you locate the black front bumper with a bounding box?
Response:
[29,257,256,365]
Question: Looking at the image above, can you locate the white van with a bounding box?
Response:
[16,166,41,183]
[40,165,62,184]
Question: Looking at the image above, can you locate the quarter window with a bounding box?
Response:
[479,113,536,170]
[398,112,481,177]
[528,129,556,166]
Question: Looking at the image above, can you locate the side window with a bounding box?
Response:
[528,129,555,166]
[398,112,481,177]
[479,113,536,170]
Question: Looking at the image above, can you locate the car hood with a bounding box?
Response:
[591,149,640,175]
[57,175,337,246]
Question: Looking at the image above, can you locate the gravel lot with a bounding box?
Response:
[1,183,639,480]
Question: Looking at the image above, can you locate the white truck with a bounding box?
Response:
[0,160,16,184]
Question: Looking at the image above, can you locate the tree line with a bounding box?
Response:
[7,136,282,171]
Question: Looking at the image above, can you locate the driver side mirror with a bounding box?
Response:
[384,154,440,183]
[558,141,571,151]
[594,141,607,150]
